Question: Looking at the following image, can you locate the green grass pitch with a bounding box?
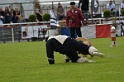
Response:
[0,37,124,82]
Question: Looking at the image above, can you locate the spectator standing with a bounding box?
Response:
[57,3,65,20]
[78,0,89,24]
[120,0,124,36]
[0,7,5,23]
[66,2,85,39]
[12,8,20,23]
[4,6,11,23]
[45,8,59,37]
[35,8,43,22]
[121,0,124,9]
[91,0,99,16]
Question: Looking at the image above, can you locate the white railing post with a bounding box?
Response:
[11,27,14,42]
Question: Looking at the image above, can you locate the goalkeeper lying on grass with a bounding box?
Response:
[45,35,104,64]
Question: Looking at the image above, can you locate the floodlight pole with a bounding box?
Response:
[52,1,53,10]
